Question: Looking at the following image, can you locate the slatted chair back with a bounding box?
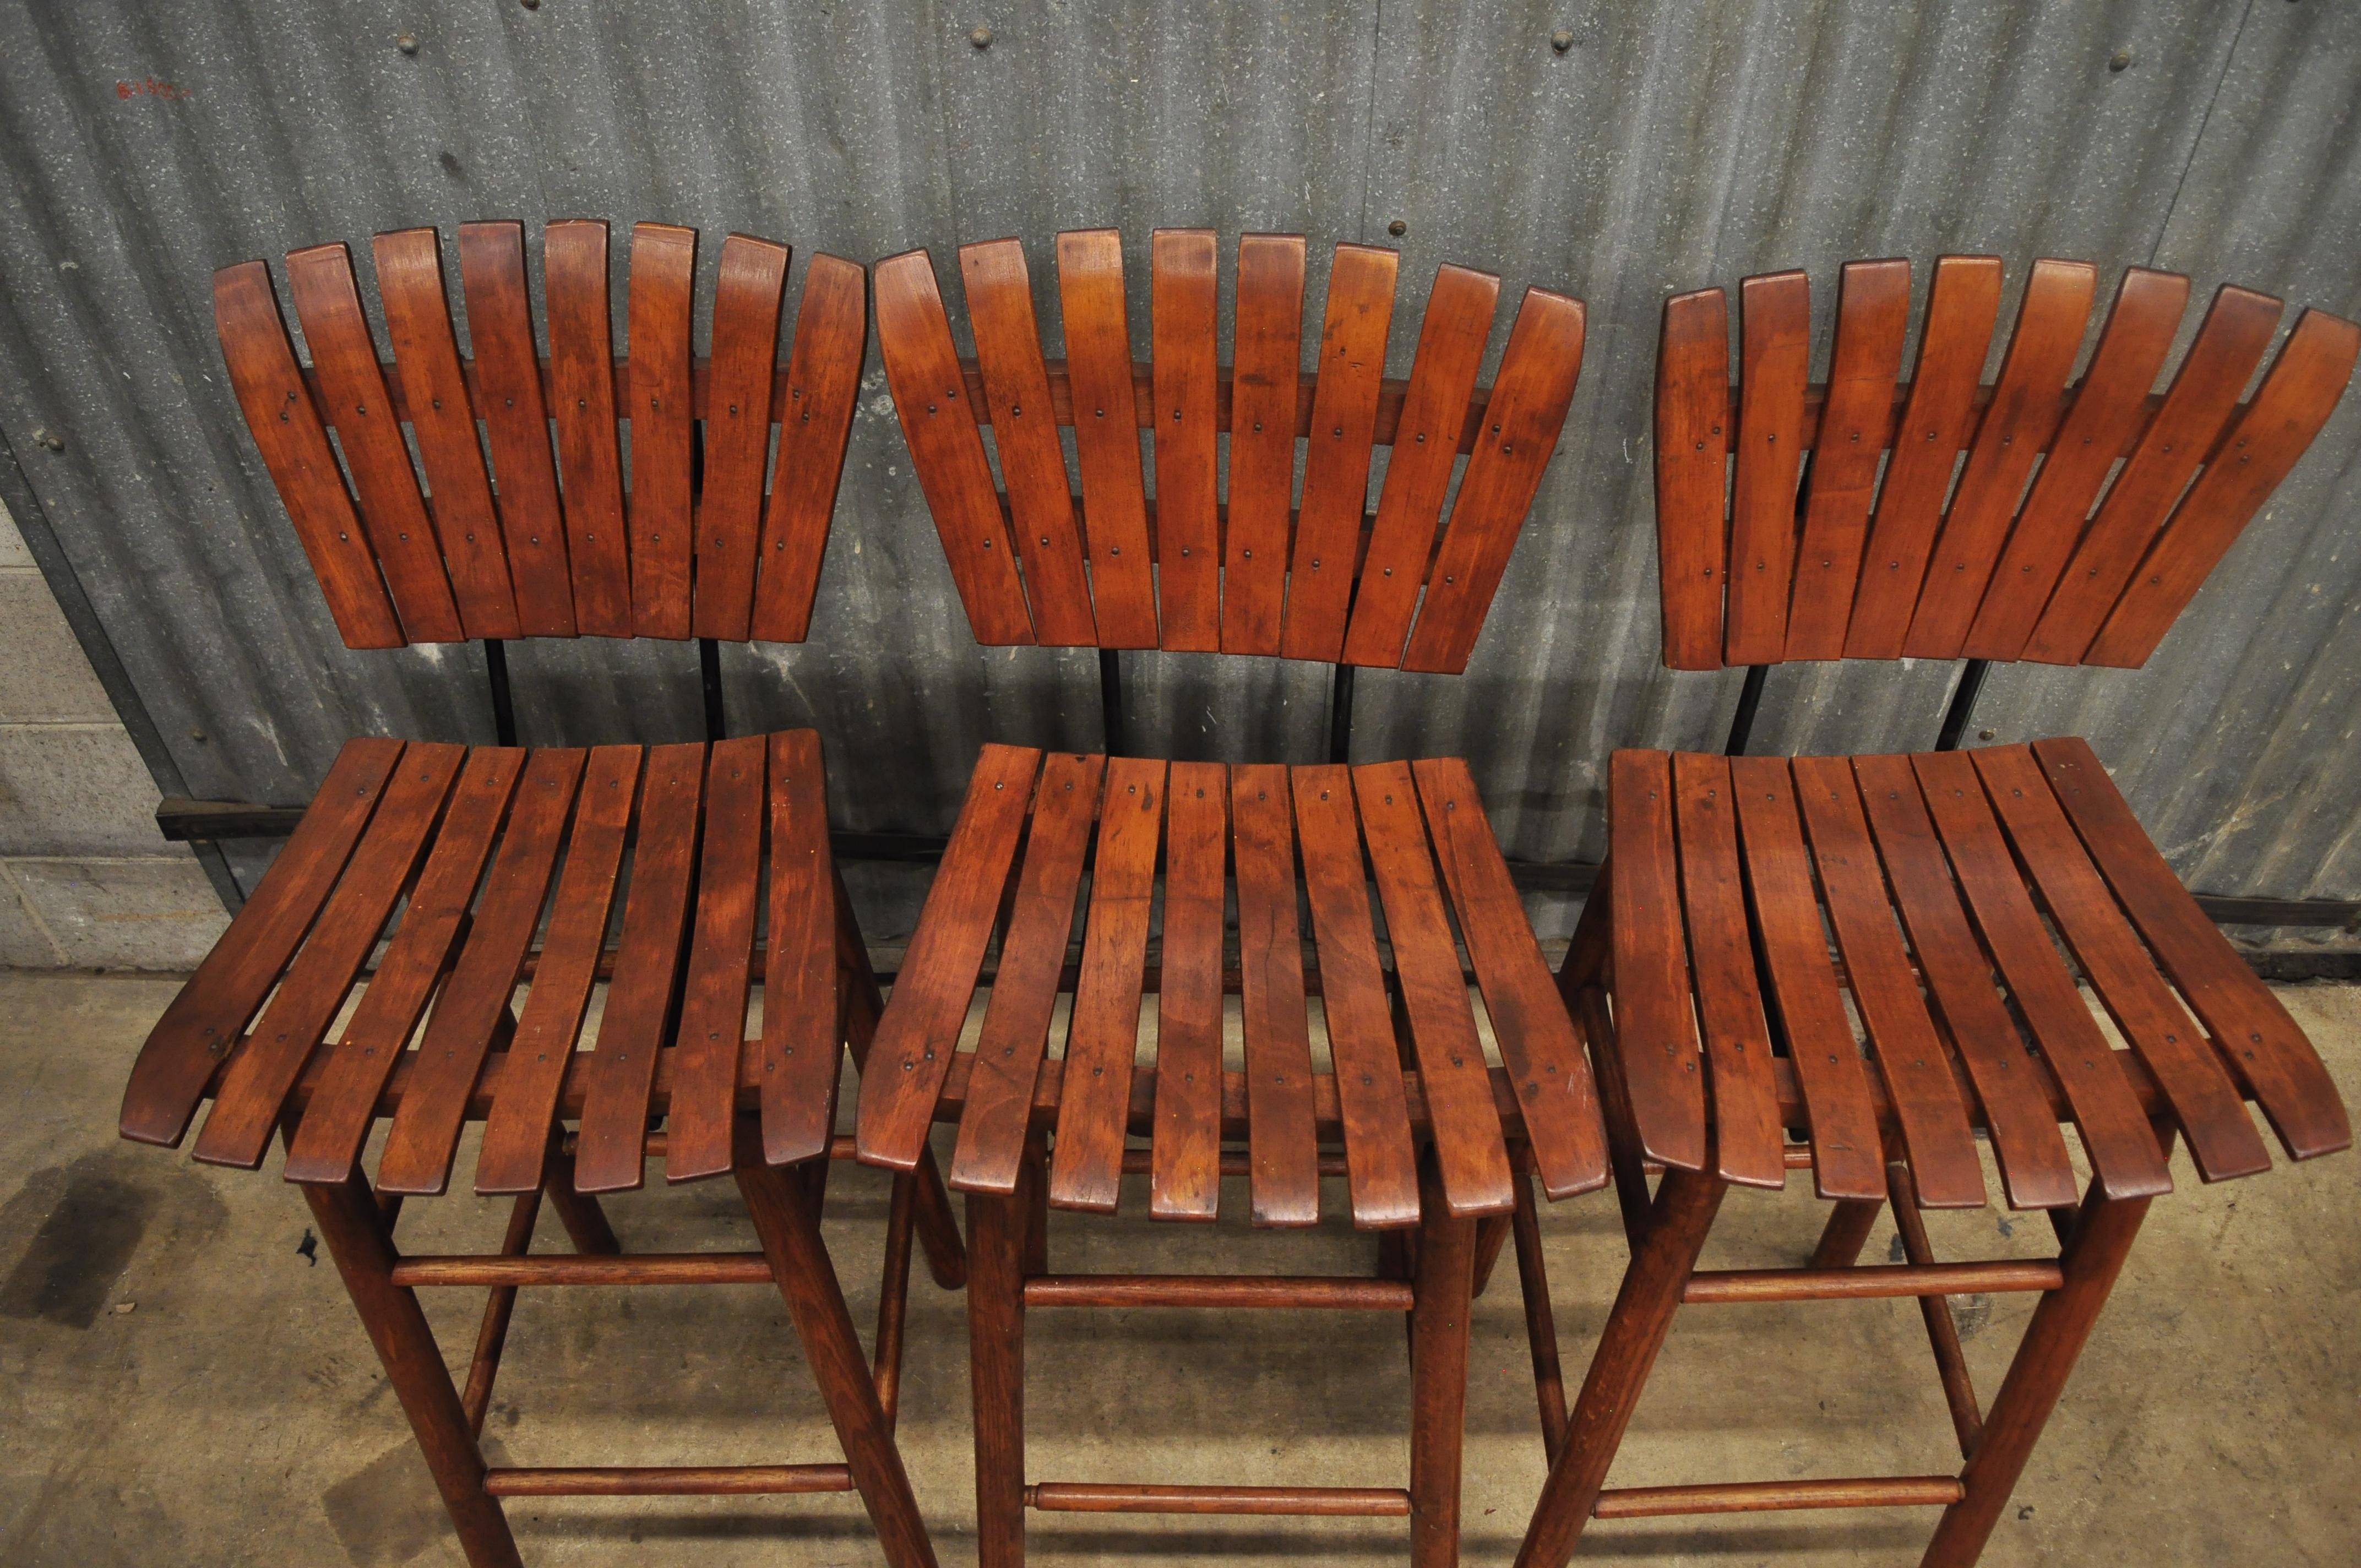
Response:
[872,230,1586,674]
[213,219,866,652]
[1654,255,2358,673]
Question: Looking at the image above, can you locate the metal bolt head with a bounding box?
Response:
[396,32,418,53]
[1551,29,1575,52]
[519,0,539,9]
[970,25,993,48]
[1978,728,1996,742]
[2108,49,2134,72]
[1387,219,1407,237]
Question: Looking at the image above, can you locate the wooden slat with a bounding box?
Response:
[949,753,1104,1194]
[374,747,585,1195]
[1354,761,1514,1217]
[1791,756,1984,1206]
[1963,268,2190,660]
[2034,737,2349,1161]
[1652,288,1732,672]
[1222,234,1308,655]
[194,743,464,1169]
[1151,761,1228,1219]
[1972,745,2267,1182]
[961,239,1095,645]
[1057,230,1160,647]
[1903,259,2097,660]
[1401,285,1587,673]
[371,228,521,639]
[1413,757,1608,1199]
[474,745,641,1195]
[456,221,575,637]
[282,747,524,1184]
[662,736,768,1182]
[749,253,867,643]
[1851,754,2079,1210]
[1910,750,2172,1199]
[872,250,1035,644]
[119,737,402,1146]
[855,744,1041,1168]
[1785,258,1911,661]
[1344,264,1500,668]
[1601,750,1706,1171]
[755,729,843,1167]
[1666,753,1785,1190]
[694,233,790,641]
[1291,765,1421,1229]
[573,742,707,1193]
[1845,255,2003,658]
[285,243,466,643]
[1727,756,1885,1200]
[2090,308,2360,665]
[2026,284,2283,663]
[622,222,697,639]
[1724,270,1809,666]
[1232,763,1320,1226]
[1152,229,1222,651]
[1281,243,1399,662]
[543,219,633,636]
[1050,757,1166,1212]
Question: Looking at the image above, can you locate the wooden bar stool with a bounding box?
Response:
[860,229,1608,1565]
[1511,257,2359,1566]
[118,222,964,1567]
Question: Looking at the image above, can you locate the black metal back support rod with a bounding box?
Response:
[1722,665,1767,756]
[1098,648,1127,757]
[1933,657,1990,753]
[700,636,728,743]
[483,639,518,749]
[1094,647,1354,765]
[1326,662,1356,767]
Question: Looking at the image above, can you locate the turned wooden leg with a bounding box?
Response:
[874,1169,918,1431]
[1410,1155,1478,1568]
[967,1145,1035,1568]
[1509,1172,1569,1461]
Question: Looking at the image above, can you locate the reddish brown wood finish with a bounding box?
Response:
[1152,230,1222,650]
[1225,234,1309,654]
[1283,243,1399,662]
[456,221,576,637]
[1654,289,1732,671]
[1151,761,1228,1220]
[1232,761,1322,1226]
[1058,229,1161,647]
[695,234,790,641]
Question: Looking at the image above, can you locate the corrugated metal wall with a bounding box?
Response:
[2,0,2357,943]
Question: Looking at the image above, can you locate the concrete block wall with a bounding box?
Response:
[1,497,227,969]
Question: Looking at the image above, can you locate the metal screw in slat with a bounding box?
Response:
[1388,220,1407,237]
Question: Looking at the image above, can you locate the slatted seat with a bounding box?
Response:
[1511,257,2358,1568]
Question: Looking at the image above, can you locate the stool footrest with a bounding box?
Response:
[1592,1476,1965,1518]
[1022,1275,1416,1310]
[1027,1482,1412,1516]
[482,1464,852,1496]
[391,1253,774,1287]
[1683,1259,2061,1304]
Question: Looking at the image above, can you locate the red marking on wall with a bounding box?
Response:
[116,78,191,101]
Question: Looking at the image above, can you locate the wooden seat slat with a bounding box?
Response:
[1851,754,2079,1210]
[1727,757,1885,1200]
[1355,761,1514,1218]
[542,219,633,636]
[693,234,788,643]
[1724,271,1809,666]
[475,745,642,1195]
[1151,230,1222,651]
[623,222,698,639]
[1231,763,1322,1226]
[1221,235,1308,655]
[1845,254,2001,658]
[282,748,524,1184]
[1652,288,1731,672]
[961,239,1096,646]
[1058,230,1160,647]
[572,742,707,1193]
[1281,243,1398,662]
[455,221,576,637]
[1413,757,1608,1200]
[663,736,769,1183]
[1292,765,1422,1229]
[1785,258,1911,661]
[371,228,521,640]
[1791,757,1984,1206]
[119,737,405,1146]
[949,753,1105,1195]
[2034,738,2351,1161]
[755,729,846,1168]
[1603,750,1707,1172]
[749,253,867,644]
[376,746,585,1195]
[194,742,465,1169]
[1150,762,1229,1219]
[1911,751,2173,1199]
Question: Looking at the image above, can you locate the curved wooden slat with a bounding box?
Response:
[755,729,844,1167]
[1724,270,1810,666]
[1282,243,1398,662]
[456,221,576,637]
[695,234,790,642]
[1232,762,1320,1226]
[1057,230,1159,647]
[663,736,768,1183]
[1651,288,1732,672]
[1152,229,1222,651]
[1602,749,1707,1173]
[1222,235,1307,655]
[543,219,633,636]
[1667,753,1785,1190]
[750,253,866,644]
[622,222,698,639]
[1150,762,1228,1219]
[1785,258,1910,661]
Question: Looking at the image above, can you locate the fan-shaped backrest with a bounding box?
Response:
[213,220,866,650]
[873,230,1586,674]
[1655,256,2358,672]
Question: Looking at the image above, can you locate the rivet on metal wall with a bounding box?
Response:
[33,427,64,452]
[1978,729,1996,741]
[2109,50,2135,72]
[396,34,418,54]
[970,26,993,49]
[1551,30,1575,53]
[519,0,539,10]
[1388,219,1407,237]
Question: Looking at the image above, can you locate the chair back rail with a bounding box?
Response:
[1655,255,2358,673]
[873,229,1586,674]
[213,220,867,650]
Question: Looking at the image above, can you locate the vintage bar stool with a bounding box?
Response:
[117,220,964,1568]
[858,228,1609,1565]
[1510,255,2358,1566]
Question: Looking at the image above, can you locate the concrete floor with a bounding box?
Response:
[3,971,2356,1566]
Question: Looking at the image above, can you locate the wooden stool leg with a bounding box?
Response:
[874,1169,918,1431]
[1509,1172,1569,1462]
[967,1152,1035,1568]
[1470,1210,1514,1299]
[301,1173,521,1568]
[545,1133,621,1255]
[1410,1155,1478,1568]
[1918,1184,2152,1568]
[1513,1168,1726,1568]
[1809,1195,1886,1268]
[733,1121,940,1568]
